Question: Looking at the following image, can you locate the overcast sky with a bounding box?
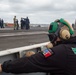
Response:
[0,0,76,24]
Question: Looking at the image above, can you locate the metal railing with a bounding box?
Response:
[0,42,50,57]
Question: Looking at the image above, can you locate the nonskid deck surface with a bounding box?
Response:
[0,27,49,51]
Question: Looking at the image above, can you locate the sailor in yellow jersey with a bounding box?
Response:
[13,16,17,30]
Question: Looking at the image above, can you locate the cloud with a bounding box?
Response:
[0,0,76,25]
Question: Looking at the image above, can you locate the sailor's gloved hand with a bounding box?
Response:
[0,64,2,73]
[46,42,53,49]
[25,51,35,57]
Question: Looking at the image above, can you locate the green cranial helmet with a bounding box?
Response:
[48,18,74,35]
[48,18,74,43]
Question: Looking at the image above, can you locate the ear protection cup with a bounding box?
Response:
[59,25,71,40]
[60,29,70,40]
[60,18,74,35]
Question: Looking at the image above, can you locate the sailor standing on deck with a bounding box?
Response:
[0,18,76,75]
[25,17,30,30]
[16,19,19,30]
[13,16,17,30]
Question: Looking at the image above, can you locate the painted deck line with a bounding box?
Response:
[0,31,48,37]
